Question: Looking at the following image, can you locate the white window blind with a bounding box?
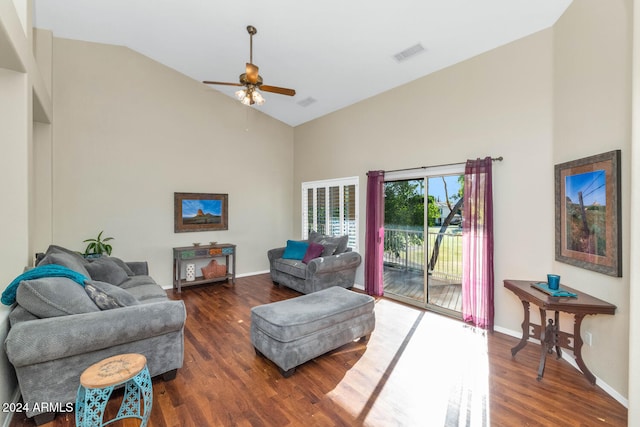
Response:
[302,177,359,251]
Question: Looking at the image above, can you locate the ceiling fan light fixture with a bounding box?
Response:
[252,90,265,105]
[235,89,247,100]
[203,25,295,108]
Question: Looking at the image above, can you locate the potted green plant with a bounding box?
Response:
[83,231,114,258]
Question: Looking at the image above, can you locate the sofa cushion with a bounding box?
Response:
[40,245,86,263]
[282,240,309,260]
[84,280,140,310]
[302,242,324,264]
[85,257,129,286]
[309,231,349,254]
[273,258,307,280]
[123,284,169,303]
[320,243,338,257]
[118,275,158,290]
[16,277,99,318]
[38,251,91,278]
[118,276,167,303]
[106,256,135,276]
[8,305,39,326]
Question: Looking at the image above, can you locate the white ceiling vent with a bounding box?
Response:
[393,43,426,63]
[297,97,317,107]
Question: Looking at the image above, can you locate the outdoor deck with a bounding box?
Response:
[383,265,462,312]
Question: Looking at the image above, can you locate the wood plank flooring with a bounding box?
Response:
[9,273,627,426]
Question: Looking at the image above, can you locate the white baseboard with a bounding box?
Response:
[161,270,271,290]
[494,326,629,408]
[237,270,269,277]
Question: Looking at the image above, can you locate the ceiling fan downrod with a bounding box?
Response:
[247,25,257,64]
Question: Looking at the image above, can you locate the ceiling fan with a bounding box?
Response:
[203,25,296,106]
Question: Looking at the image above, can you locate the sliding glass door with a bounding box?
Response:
[383,169,464,316]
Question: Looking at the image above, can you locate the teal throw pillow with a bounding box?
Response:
[282,240,309,260]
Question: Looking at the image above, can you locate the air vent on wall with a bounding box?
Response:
[393,43,426,62]
[297,97,317,107]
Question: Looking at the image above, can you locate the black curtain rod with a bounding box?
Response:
[376,156,503,175]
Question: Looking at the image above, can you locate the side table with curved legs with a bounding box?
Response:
[504,279,616,385]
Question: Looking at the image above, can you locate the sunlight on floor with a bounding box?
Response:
[327,299,490,426]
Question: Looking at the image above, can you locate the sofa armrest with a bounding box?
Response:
[126,261,149,276]
[307,251,362,275]
[5,300,186,367]
[267,247,286,263]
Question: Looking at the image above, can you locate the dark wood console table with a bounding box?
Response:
[173,243,236,293]
[503,279,616,385]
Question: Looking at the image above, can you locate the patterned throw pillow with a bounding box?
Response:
[84,280,140,310]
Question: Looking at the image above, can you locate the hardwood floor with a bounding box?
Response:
[10,273,627,426]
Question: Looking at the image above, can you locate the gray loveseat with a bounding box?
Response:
[267,231,362,294]
[3,245,186,425]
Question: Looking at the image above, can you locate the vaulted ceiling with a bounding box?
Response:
[33,0,572,126]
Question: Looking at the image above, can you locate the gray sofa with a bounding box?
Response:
[3,245,186,425]
[267,232,362,294]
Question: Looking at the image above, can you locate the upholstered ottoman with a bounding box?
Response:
[250,286,375,377]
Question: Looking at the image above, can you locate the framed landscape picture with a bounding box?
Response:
[174,192,228,233]
[554,150,621,277]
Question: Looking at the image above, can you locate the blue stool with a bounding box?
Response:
[76,353,152,427]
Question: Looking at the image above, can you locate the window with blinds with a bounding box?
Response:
[302,177,359,251]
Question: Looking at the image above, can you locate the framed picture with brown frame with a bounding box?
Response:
[554,150,621,277]
[174,192,228,233]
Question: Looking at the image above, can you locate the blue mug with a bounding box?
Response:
[547,274,560,290]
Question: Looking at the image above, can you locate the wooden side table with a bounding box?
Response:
[173,243,236,292]
[504,279,616,385]
[75,353,153,427]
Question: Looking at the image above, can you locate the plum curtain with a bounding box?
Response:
[462,157,494,330]
[365,170,385,296]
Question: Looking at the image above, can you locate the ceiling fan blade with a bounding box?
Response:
[246,63,259,84]
[260,85,296,96]
[203,81,244,87]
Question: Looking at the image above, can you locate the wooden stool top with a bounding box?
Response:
[80,353,147,388]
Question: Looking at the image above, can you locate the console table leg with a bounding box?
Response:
[537,308,548,381]
[511,300,530,357]
[573,314,596,385]
[554,310,562,359]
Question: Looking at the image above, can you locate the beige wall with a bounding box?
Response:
[552,0,632,400]
[629,0,640,423]
[294,0,632,402]
[0,1,52,424]
[50,38,295,286]
[0,67,29,427]
[295,28,555,322]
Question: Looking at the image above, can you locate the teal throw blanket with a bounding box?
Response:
[1,264,88,306]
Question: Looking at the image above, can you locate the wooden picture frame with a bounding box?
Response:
[174,192,228,233]
[555,150,621,277]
